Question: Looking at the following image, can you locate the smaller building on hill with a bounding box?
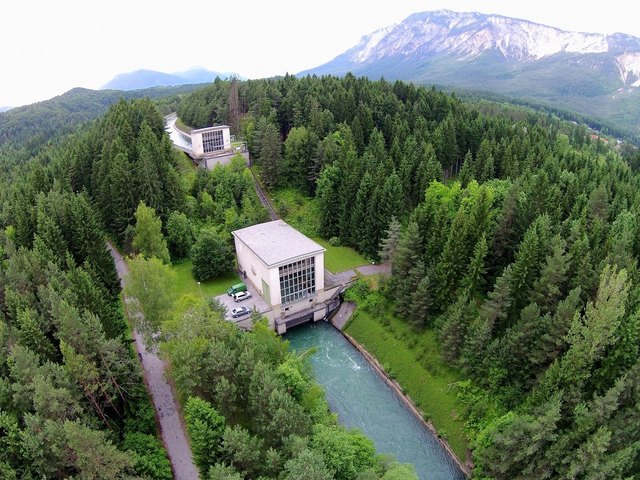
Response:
[190,125,232,157]
[232,220,341,333]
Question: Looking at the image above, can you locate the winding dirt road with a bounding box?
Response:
[108,243,199,480]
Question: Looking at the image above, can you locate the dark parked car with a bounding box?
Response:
[231,306,251,318]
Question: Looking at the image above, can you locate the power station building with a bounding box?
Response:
[190,125,232,158]
[232,220,341,333]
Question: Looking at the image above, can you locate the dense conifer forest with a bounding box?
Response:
[180,74,640,478]
[1,72,640,478]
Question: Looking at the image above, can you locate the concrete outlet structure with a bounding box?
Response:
[232,220,341,334]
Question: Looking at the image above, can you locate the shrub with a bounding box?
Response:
[328,236,341,247]
[122,432,172,480]
[191,228,234,281]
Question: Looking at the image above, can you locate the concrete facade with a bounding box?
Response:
[232,220,339,333]
[190,125,232,158]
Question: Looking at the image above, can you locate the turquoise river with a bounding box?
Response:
[285,321,465,480]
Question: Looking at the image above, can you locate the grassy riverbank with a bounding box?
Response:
[343,283,469,460]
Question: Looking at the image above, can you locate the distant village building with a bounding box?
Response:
[232,220,341,334]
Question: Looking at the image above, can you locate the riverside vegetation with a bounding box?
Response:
[0,72,639,478]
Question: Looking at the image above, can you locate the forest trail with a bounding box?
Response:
[107,243,200,480]
[248,168,279,220]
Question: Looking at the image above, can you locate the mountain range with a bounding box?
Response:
[102,67,241,91]
[300,10,640,137]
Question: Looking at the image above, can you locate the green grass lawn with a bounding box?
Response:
[174,150,197,190]
[174,117,193,133]
[312,236,369,273]
[269,188,369,273]
[344,304,469,461]
[171,260,241,300]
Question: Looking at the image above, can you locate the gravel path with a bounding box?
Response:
[108,243,200,480]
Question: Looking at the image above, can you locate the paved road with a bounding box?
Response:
[331,263,392,285]
[108,243,200,480]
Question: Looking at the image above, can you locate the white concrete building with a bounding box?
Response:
[190,125,232,158]
[232,220,340,333]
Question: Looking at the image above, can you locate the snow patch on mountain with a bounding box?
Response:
[353,24,397,62]
[348,10,617,64]
[616,52,640,86]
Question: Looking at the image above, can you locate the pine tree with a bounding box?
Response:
[135,123,163,213]
[259,123,282,188]
[440,293,477,366]
[462,234,488,295]
[315,164,341,239]
[375,173,404,258]
[531,235,569,314]
[407,272,432,329]
[473,395,562,479]
[392,221,422,311]
[378,216,402,263]
[414,142,442,206]
[132,202,170,264]
[458,150,474,186]
[533,266,629,408]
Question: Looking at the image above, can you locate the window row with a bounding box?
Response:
[202,130,225,153]
[279,257,316,305]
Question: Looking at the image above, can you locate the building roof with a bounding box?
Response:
[232,220,325,267]
[191,125,231,134]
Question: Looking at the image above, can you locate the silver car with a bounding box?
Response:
[231,306,251,318]
[233,291,252,302]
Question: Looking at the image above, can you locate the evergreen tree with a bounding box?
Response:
[259,123,282,188]
[391,221,422,308]
[531,235,569,314]
[440,293,477,366]
[533,266,629,408]
[458,150,474,186]
[462,234,488,295]
[409,274,433,329]
[378,216,402,263]
[414,142,442,206]
[132,202,170,264]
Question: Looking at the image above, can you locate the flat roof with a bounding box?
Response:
[191,125,230,134]
[232,220,325,267]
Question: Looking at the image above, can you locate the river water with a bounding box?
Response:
[285,321,465,480]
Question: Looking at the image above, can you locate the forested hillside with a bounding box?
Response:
[178,74,640,478]
[0,100,176,478]
[0,84,200,153]
[0,93,419,479]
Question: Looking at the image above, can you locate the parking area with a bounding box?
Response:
[215,279,271,322]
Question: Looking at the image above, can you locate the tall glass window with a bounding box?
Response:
[202,130,224,153]
[279,257,315,305]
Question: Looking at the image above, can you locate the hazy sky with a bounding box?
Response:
[2,0,640,107]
